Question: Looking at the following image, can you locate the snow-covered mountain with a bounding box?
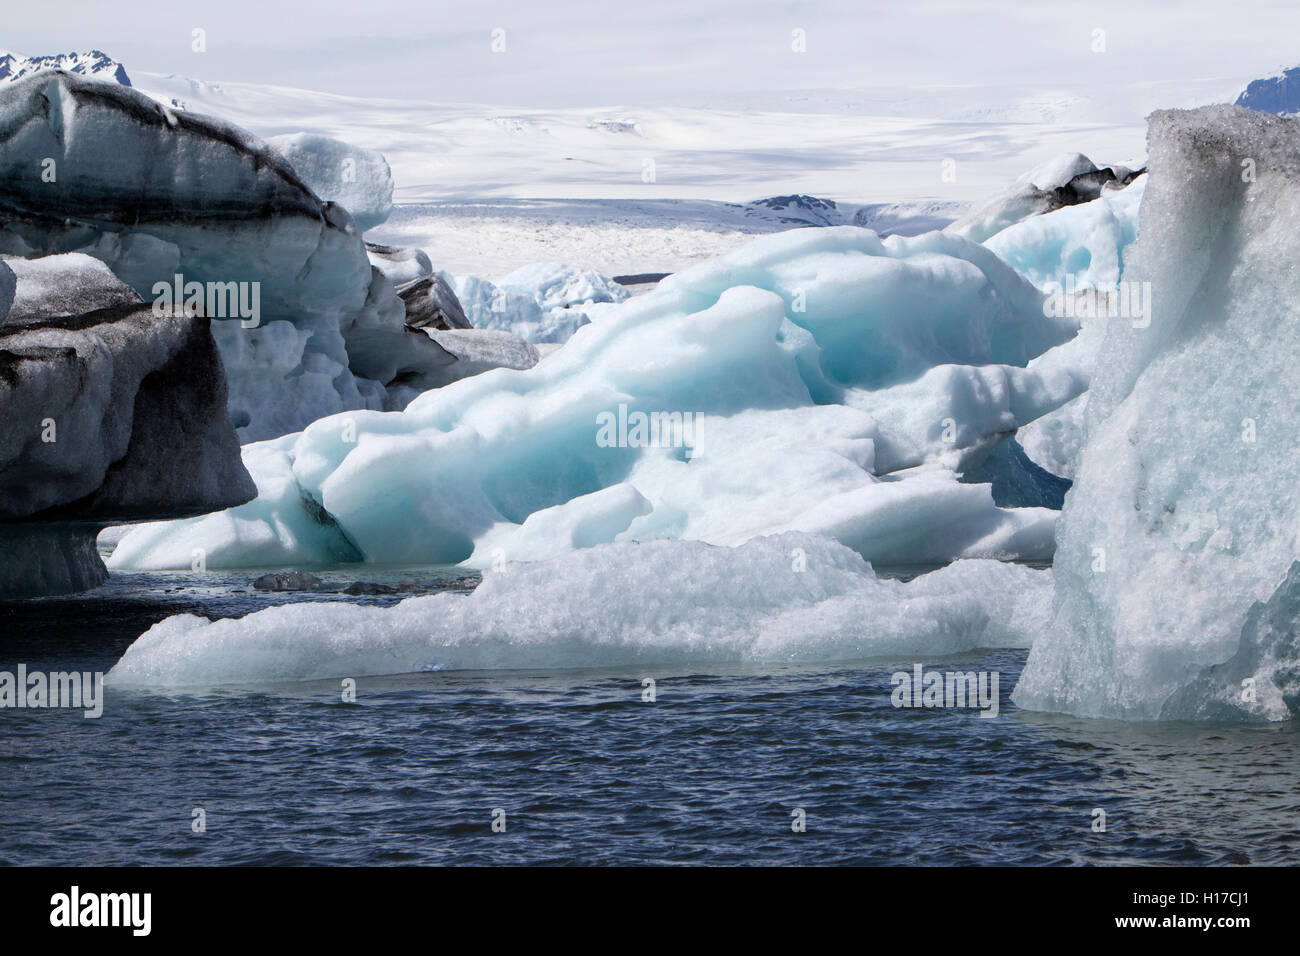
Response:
[1235,66,1300,116]
[116,65,1145,275]
[0,48,1151,209]
[133,70,1146,206]
[0,48,131,86]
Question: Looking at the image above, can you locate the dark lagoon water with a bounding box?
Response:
[1,569,1297,866]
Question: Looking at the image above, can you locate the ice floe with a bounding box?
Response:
[108,532,1053,687]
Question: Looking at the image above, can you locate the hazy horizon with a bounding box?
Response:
[3,0,1297,110]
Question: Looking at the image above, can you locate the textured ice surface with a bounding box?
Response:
[3,253,141,319]
[445,272,547,338]
[111,225,1077,572]
[1013,316,1110,480]
[497,260,630,313]
[0,258,13,322]
[467,483,652,566]
[108,532,1053,687]
[445,262,629,345]
[269,132,394,232]
[423,328,539,379]
[981,176,1145,482]
[1161,562,1300,722]
[1013,106,1300,721]
[948,153,1141,244]
[0,71,447,442]
[1015,395,1087,481]
[366,243,432,286]
[0,303,254,597]
[985,176,1145,292]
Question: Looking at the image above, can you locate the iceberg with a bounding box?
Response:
[1013,106,1300,722]
[979,176,1146,480]
[1007,314,1109,482]
[446,262,630,345]
[947,153,1143,245]
[445,271,573,344]
[0,257,13,321]
[1160,562,1300,722]
[110,225,1078,572]
[984,176,1145,293]
[397,274,472,331]
[107,532,1053,688]
[0,71,449,442]
[268,132,394,233]
[0,300,254,597]
[2,252,141,320]
[496,260,630,314]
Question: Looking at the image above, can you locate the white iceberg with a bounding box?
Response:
[1010,317,1110,481]
[947,152,1142,245]
[110,225,1078,572]
[446,262,630,345]
[496,260,630,313]
[444,272,550,339]
[269,132,394,233]
[1013,106,1300,722]
[0,71,448,442]
[985,175,1145,293]
[107,532,1053,688]
[979,177,1146,480]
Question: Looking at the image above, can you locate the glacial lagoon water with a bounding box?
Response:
[1,569,1297,866]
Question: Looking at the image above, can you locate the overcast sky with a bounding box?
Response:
[3,0,1296,107]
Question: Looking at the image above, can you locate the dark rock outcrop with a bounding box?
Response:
[252,571,323,592]
[1235,67,1300,117]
